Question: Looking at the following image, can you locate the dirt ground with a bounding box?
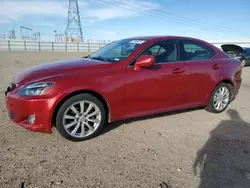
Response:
[1,51,250,188]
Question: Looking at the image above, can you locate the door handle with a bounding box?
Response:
[212,64,221,70]
[172,68,184,74]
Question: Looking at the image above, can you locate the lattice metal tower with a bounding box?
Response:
[66,0,83,42]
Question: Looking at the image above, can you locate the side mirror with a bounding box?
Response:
[134,55,155,70]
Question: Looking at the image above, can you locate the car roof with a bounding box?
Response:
[122,35,222,53]
[123,35,207,42]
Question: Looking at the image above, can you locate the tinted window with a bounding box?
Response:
[139,40,178,64]
[180,40,215,61]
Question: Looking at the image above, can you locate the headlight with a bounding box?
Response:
[16,82,55,96]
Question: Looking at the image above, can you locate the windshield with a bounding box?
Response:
[88,39,147,62]
[244,48,250,55]
[225,51,243,54]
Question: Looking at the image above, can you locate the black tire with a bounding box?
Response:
[56,93,106,141]
[205,82,232,113]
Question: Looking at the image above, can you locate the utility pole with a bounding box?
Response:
[0,33,6,40]
[36,32,41,40]
[66,0,83,42]
[9,30,16,39]
[54,30,66,42]
[20,26,32,40]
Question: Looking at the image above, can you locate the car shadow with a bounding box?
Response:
[193,109,250,188]
[100,106,204,136]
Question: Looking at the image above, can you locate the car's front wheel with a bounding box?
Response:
[205,83,232,113]
[56,93,106,141]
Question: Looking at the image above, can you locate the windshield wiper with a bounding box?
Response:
[89,56,108,62]
[83,55,90,58]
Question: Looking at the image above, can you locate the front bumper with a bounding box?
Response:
[5,93,54,133]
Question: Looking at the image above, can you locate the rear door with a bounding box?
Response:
[179,39,219,105]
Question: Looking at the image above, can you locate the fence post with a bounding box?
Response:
[65,42,67,52]
[88,43,90,52]
[24,41,27,51]
[52,42,54,51]
[8,40,11,51]
[38,42,41,51]
[77,42,79,52]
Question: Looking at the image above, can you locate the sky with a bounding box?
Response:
[0,0,250,42]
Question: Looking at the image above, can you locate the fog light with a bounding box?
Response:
[28,114,36,124]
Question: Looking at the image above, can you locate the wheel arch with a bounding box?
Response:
[205,79,234,104]
[219,79,234,87]
[51,89,110,128]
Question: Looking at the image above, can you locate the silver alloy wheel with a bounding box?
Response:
[63,100,101,138]
[213,86,230,111]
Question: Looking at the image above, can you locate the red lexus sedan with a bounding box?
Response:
[5,36,242,141]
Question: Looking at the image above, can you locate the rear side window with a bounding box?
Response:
[180,40,215,61]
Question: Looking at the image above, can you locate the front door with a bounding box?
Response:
[124,39,187,117]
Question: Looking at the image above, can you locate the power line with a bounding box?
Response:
[122,0,236,32]
[94,0,236,33]
[111,0,233,32]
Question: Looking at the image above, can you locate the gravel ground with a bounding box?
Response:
[1,51,250,188]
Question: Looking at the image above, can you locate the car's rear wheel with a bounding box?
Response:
[205,83,232,113]
[56,93,106,141]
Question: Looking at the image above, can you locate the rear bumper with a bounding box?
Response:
[245,59,250,66]
[5,94,54,133]
[231,78,242,101]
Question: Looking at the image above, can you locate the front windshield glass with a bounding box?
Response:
[88,39,147,62]
[244,48,250,55]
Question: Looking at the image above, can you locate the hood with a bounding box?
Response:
[13,58,111,85]
[221,44,244,52]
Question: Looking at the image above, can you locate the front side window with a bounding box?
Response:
[88,39,147,62]
[180,40,215,61]
[137,40,178,64]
